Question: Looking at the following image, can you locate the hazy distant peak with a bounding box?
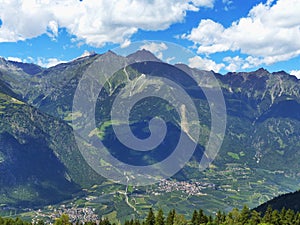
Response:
[93,50,122,62]
[104,50,118,56]
[126,49,161,63]
[0,57,20,71]
[8,61,43,75]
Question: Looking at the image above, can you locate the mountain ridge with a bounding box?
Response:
[255,190,300,213]
[0,50,299,219]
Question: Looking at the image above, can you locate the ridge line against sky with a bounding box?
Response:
[0,0,299,78]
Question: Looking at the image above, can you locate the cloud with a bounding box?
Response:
[223,55,263,72]
[183,0,300,65]
[36,58,67,68]
[290,70,300,79]
[140,42,168,59]
[223,56,244,72]
[222,0,233,4]
[120,39,131,49]
[191,0,215,8]
[0,0,214,47]
[47,20,59,39]
[222,0,233,11]
[188,56,224,72]
[4,56,65,68]
[166,57,176,64]
[7,57,22,62]
[77,50,96,59]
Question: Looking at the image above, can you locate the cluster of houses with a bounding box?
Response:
[31,205,99,224]
[150,179,215,196]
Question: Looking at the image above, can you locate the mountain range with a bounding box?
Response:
[0,49,299,221]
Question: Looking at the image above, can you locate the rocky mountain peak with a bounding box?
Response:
[127,49,161,63]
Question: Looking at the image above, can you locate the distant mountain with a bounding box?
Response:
[0,83,103,207]
[0,92,78,206]
[0,58,32,98]
[127,49,161,62]
[255,190,300,213]
[0,50,299,218]
[8,61,44,75]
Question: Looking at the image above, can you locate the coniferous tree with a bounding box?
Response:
[225,211,234,225]
[279,207,287,224]
[155,209,165,225]
[124,220,131,225]
[285,209,295,225]
[239,205,251,224]
[166,209,176,225]
[145,208,155,225]
[262,205,273,224]
[198,209,208,224]
[224,208,241,225]
[14,218,23,225]
[249,210,261,225]
[207,215,213,224]
[270,209,281,225]
[294,212,300,225]
[214,210,226,225]
[191,210,199,225]
[133,219,141,225]
[173,214,186,225]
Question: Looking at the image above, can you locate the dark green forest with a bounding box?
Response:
[2,206,300,225]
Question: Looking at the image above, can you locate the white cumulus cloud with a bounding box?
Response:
[290,70,300,79]
[140,42,168,59]
[47,20,59,39]
[7,57,22,62]
[191,0,214,8]
[188,56,224,72]
[36,57,67,68]
[183,0,300,66]
[223,56,244,72]
[223,55,264,72]
[0,0,215,47]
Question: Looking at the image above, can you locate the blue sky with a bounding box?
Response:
[0,0,299,77]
